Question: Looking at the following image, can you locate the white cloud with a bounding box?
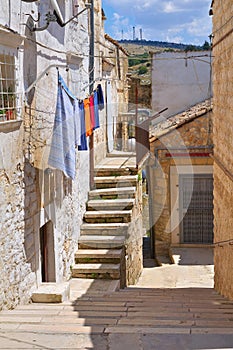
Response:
[163,1,179,13]
[103,0,212,45]
[187,17,212,38]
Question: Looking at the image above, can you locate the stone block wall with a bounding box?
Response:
[213,163,233,299]
[125,216,143,285]
[0,127,36,310]
[212,0,233,300]
[129,77,151,109]
[0,0,91,309]
[125,177,143,285]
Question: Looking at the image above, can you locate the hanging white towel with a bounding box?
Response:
[48,74,80,179]
[106,81,114,153]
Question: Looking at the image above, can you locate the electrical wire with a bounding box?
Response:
[211,15,233,36]
[0,24,214,63]
[191,60,205,94]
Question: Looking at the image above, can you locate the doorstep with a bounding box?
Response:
[31,282,70,303]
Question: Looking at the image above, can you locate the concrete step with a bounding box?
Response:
[78,235,126,249]
[94,167,137,177]
[80,223,128,236]
[88,186,136,200]
[87,198,135,211]
[71,263,121,279]
[83,210,132,223]
[106,151,136,158]
[94,175,138,189]
[75,249,123,264]
[31,283,70,303]
[2,285,233,342]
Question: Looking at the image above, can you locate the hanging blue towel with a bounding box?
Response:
[97,84,104,110]
[78,100,88,151]
[93,90,100,129]
[48,74,78,179]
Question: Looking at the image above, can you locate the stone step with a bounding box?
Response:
[87,198,135,211]
[78,235,126,249]
[75,249,123,264]
[80,223,128,236]
[106,151,136,158]
[31,283,70,304]
[83,210,132,223]
[88,186,136,200]
[94,167,137,177]
[71,263,121,280]
[94,175,138,189]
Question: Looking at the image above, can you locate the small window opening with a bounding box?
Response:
[0,53,18,122]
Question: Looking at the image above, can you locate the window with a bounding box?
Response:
[72,0,79,16]
[0,52,18,122]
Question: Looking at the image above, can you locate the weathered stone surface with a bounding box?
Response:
[149,111,213,257]
[31,283,70,303]
[212,0,233,301]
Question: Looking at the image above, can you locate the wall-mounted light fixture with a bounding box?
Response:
[22,0,91,31]
[209,0,214,16]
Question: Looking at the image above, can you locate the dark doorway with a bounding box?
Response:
[40,221,56,282]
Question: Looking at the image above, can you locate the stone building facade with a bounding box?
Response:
[211,0,233,300]
[128,76,151,110]
[149,101,213,258]
[0,0,128,310]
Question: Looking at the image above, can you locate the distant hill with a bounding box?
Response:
[118,39,210,87]
[119,39,208,51]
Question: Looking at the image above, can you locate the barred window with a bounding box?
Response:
[0,53,18,122]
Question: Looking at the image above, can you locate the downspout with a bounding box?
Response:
[89,0,95,189]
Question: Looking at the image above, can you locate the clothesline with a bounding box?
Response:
[48,73,105,180]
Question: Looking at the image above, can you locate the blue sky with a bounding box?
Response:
[102,0,212,45]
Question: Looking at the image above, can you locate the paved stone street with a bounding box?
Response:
[0,248,233,349]
[138,247,214,289]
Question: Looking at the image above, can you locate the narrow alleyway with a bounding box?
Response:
[0,155,232,349]
[139,247,214,289]
[0,246,233,349]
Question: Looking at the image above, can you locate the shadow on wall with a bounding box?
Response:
[23,17,37,105]
[24,154,74,279]
[23,158,41,274]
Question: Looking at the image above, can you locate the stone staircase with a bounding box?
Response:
[71,158,138,288]
[1,287,233,349]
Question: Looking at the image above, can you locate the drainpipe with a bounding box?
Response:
[89,0,95,189]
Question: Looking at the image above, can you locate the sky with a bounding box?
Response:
[102,0,212,46]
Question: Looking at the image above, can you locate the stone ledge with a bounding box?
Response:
[31,283,70,303]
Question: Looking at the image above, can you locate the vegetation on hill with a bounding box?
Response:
[120,40,211,85]
[119,39,210,51]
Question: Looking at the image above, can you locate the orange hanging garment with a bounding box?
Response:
[84,97,92,137]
